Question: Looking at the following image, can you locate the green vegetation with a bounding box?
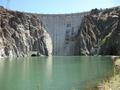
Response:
[101,31,112,45]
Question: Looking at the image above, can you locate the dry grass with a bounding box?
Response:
[96,59,120,90]
[84,58,120,90]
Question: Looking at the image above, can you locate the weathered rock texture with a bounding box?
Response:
[75,7,120,55]
[0,6,52,57]
[1,6,120,57]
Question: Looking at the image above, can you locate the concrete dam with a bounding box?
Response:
[37,12,89,55]
[1,6,120,57]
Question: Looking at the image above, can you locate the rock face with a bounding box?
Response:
[1,6,120,57]
[0,6,52,57]
[75,7,120,55]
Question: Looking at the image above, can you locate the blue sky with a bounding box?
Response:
[0,0,120,14]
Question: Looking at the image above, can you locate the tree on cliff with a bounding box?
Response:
[91,8,100,14]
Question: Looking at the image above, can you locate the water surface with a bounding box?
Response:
[0,56,114,90]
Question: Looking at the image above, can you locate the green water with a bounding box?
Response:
[0,56,114,90]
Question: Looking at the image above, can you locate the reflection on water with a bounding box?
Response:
[46,57,53,80]
[0,56,114,90]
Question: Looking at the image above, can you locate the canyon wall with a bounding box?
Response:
[75,7,120,55]
[1,6,120,57]
[0,6,52,57]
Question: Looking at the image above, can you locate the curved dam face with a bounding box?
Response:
[37,12,89,55]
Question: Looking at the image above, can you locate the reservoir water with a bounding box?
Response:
[0,56,114,90]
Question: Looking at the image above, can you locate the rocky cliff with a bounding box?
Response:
[0,6,52,57]
[1,6,120,57]
[75,7,120,55]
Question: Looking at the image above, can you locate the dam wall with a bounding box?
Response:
[37,12,89,55]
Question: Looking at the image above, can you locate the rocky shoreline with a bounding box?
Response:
[97,56,120,90]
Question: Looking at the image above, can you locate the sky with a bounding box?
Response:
[0,0,120,14]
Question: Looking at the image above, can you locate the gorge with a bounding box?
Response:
[0,5,120,90]
[0,6,120,57]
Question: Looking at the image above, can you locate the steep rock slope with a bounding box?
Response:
[0,6,52,57]
[75,7,120,55]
